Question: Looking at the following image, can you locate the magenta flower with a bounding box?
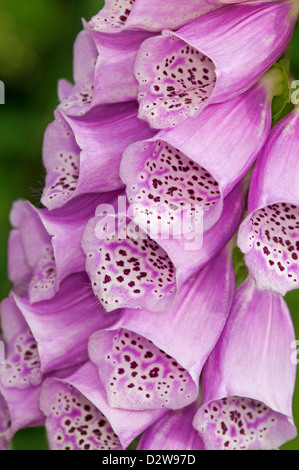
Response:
[2,0,299,452]
[89,0,218,33]
[0,297,45,436]
[238,106,299,295]
[0,391,10,450]
[134,1,295,128]
[193,277,297,450]
[12,273,119,374]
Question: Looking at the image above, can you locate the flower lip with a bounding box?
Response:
[0,297,43,391]
[41,114,81,210]
[1,329,42,390]
[82,212,177,312]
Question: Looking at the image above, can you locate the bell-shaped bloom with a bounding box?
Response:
[88,246,235,412]
[0,392,11,450]
[41,105,153,210]
[88,25,154,105]
[0,285,109,439]
[143,179,246,293]
[13,273,119,374]
[135,1,295,128]
[41,113,81,209]
[58,26,143,113]
[8,193,107,303]
[40,361,166,450]
[137,401,204,450]
[193,276,297,450]
[82,180,245,312]
[0,297,45,434]
[121,71,279,235]
[238,106,299,295]
[89,0,218,33]
[210,0,277,3]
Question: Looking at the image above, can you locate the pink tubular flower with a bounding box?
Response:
[82,184,244,312]
[193,277,297,450]
[137,401,204,450]
[134,1,296,128]
[40,361,166,450]
[57,29,98,117]
[0,297,45,436]
[41,105,154,210]
[57,23,153,115]
[12,273,119,374]
[121,70,281,235]
[88,246,234,411]
[82,193,178,312]
[8,194,108,302]
[238,106,299,295]
[2,0,299,452]
[87,26,154,105]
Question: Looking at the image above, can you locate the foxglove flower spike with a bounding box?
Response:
[238,106,299,295]
[135,1,295,128]
[121,70,280,234]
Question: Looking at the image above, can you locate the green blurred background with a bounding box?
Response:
[0,0,299,451]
